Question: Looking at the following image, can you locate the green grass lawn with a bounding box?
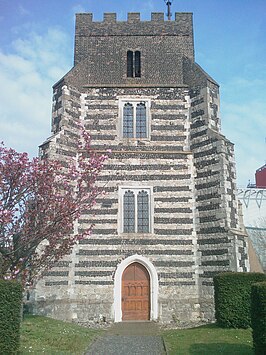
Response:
[20,316,254,355]
[163,323,254,355]
[20,315,102,354]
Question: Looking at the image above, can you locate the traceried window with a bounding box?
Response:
[137,190,150,233]
[123,103,134,138]
[121,188,151,234]
[136,103,147,138]
[127,50,141,78]
[121,100,149,139]
[123,190,135,233]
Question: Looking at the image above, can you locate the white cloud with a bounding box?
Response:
[0,27,72,157]
[18,4,30,16]
[72,4,87,14]
[71,4,88,23]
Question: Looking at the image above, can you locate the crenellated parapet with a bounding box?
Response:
[74,12,194,70]
[75,12,193,37]
[76,11,192,24]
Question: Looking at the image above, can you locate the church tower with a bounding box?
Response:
[34,12,249,324]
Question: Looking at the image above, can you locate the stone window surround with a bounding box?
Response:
[118,98,151,140]
[118,185,153,235]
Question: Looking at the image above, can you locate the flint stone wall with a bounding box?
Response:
[34,12,249,325]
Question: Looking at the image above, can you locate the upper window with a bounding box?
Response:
[120,100,150,139]
[127,50,141,78]
[120,188,151,234]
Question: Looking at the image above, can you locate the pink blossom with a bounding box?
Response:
[0,130,108,284]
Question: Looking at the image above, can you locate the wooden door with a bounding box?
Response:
[122,263,150,321]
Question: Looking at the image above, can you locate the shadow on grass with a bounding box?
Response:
[189,343,254,355]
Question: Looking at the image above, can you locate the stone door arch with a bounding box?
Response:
[113,254,158,322]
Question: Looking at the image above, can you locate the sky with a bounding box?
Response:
[0,0,265,187]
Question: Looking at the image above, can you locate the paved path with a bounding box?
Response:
[86,322,166,355]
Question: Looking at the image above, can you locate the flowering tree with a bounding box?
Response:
[0,130,107,283]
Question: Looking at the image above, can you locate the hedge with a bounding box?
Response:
[213,272,266,328]
[251,281,266,355]
[0,279,23,353]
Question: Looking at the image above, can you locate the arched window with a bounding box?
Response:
[136,103,147,138]
[121,101,148,139]
[127,51,134,78]
[123,103,134,138]
[123,190,135,233]
[121,188,151,234]
[137,190,149,233]
[135,51,141,77]
[127,50,141,78]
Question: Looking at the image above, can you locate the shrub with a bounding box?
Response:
[213,272,266,328]
[251,281,266,355]
[0,279,23,353]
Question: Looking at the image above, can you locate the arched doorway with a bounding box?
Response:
[122,262,150,321]
[113,254,158,322]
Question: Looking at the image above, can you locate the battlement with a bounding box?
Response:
[75,12,193,37]
[73,11,195,83]
[77,12,192,23]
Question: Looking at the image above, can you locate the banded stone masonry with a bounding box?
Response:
[33,12,249,325]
